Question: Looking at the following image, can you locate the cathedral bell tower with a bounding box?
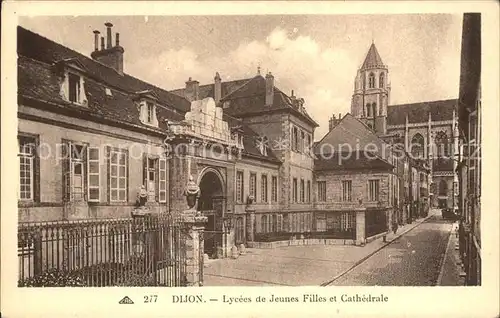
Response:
[350,42,391,135]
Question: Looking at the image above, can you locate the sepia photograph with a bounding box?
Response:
[13,12,483,289]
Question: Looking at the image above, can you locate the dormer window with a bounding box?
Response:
[55,59,88,106]
[147,102,155,124]
[68,73,81,103]
[138,100,159,127]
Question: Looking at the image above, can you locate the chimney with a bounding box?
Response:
[214,72,221,103]
[93,30,100,51]
[265,72,274,106]
[329,114,339,131]
[105,22,113,49]
[185,77,200,102]
[91,22,125,75]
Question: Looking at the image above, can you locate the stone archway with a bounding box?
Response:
[198,168,226,258]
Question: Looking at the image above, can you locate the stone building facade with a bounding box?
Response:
[332,42,457,210]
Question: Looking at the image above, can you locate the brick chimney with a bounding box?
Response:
[329,113,341,130]
[185,77,200,102]
[91,22,125,75]
[265,72,274,106]
[214,72,221,103]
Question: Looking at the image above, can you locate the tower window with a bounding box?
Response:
[366,103,371,117]
[368,72,375,89]
[379,73,385,88]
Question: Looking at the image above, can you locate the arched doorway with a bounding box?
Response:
[198,169,226,259]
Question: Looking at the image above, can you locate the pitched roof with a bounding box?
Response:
[314,150,393,171]
[223,114,280,163]
[220,76,319,127]
[17,26,191,115]
[170,78,250,101]
[314,113,388,157]
[387,99,457,126]
[361,43,385,69]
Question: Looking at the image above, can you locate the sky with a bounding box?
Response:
[19,14,464,139]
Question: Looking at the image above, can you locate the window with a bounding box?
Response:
[379,73,385,88]
[68,73,81,103]
[18,136,36,201]
[434,131,449,157]
[307,180,311,203]
[368,180,380,202]
[292,178,298,203]
[439,179,448,196]
[261,174,268,203]
[271,176,278,202]
[62,141,101,203]
[109,149,127,202]
[261,215,267,233]
[147,102,155,124]
[300,179,305,203]
[143,156,167,203]
[341,180,352,202]
[306,134,312,155]
[366,103,371,117]
[300,130,305,153]
[317,181,326,202]
[368,72,375,88]
[341,212,356,230]
[292,126,298,151]
[411,133,425,158]
[236,171,244,203]
[140,101,158,127]
[249,173,257,200]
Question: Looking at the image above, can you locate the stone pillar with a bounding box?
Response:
[355,209,366,246]
[180,212,208,287]
[245,207,255,242]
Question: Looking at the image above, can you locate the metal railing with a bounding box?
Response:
[253,211,356,242]
[18,214,186,287]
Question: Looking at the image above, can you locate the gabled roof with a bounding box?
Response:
[387,99,457,126]
[361,43,385,69]
[314,113,388,157]
[314,150,393,171]
[220,76,319,127]
[17,26,281,164]
[17,26,190,114]
[170,78,250,101]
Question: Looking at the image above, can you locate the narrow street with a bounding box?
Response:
[329,215,453,286]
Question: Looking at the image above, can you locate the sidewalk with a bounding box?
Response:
[437,221,466,286]
[203,213,433,286]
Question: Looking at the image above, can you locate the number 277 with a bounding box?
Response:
[144,295,158,303]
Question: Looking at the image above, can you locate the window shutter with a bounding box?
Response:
[87,146,100,202]
[34,137,40,203]
[106,146,110,202]
[155,159,159,203]
[142,153,148,187]
[159,157,167,203]
[62,141,72,202]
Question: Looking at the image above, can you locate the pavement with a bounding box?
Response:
[436,222,466,286]
[203,210,443,286]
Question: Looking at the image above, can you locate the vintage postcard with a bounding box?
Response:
[1,1,499,317]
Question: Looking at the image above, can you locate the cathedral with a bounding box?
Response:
[333,42,458,209]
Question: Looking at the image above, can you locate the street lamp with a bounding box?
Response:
[222,215,233,258]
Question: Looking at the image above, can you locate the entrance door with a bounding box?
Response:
[198,171,225,259]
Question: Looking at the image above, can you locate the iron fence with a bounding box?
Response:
[253,211,356,242]
[18,214,187,287]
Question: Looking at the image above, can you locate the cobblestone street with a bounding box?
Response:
[330,215,453,286]
[203,210,456,286]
